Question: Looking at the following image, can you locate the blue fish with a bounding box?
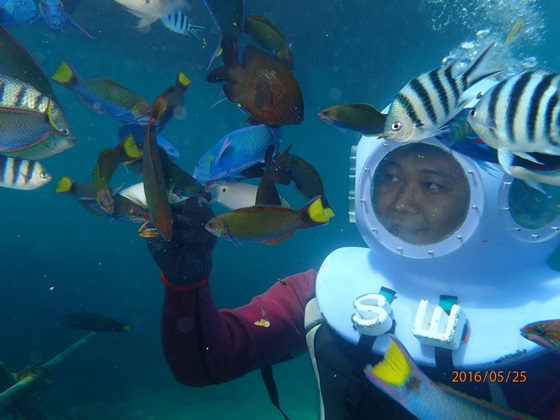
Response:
[34,0,94,38]
[118,124,180,161]
[0,0,37,25]
[193,124,280,183]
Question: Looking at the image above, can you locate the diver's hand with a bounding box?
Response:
[146,196,217,288]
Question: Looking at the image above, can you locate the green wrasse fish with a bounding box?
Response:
[56,176,149,224]
[244,15,293,70]
[92,135,142,213]
[521,319,560,354]
[364,335,536,420]
[318,103,385,136]
[113,0,186,28]
[0,155,51,190]
[205,195,331,245]
[382,43,499,142]
[207,40,303,126]
[58,312,131,332]
[151,71,190,131]
[143,119,173,241]
[0,74,75,160]
[51,57,151,125]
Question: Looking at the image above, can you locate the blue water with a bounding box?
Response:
[1,0,558,418]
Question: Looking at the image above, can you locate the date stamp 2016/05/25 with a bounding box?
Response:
[452,370,527,383]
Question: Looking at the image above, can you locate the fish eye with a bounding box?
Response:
[391,122,402,132]
[40,172,50,179]
[61,128,70,135]
[470,108,477,117]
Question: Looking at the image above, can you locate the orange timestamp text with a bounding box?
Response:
[452,370,527,383]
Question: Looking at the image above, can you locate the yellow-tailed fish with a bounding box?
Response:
[520,320,560,354]
[143,119,173,240]
[0,155,51,190]
[92,135,142,214]
[205,195,331,245]
[51,57,151,125]
[0,74,75,160]
[151,71,191,131]
[364,335,536,420]
[318,103,385,136]
[244,15,293,70]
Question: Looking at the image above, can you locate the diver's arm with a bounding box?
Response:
[161,269,316,386]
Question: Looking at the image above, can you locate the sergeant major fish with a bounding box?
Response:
[382,43,500,142]
[0,155,51,190]
[160,8,204,39]
[468,69,560,169]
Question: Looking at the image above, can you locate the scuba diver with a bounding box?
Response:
[146,72,560,418]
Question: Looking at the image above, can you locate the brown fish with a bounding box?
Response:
[207,40,303,126]
[319,103,385,136]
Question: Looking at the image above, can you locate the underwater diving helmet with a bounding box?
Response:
[316,79,560,368]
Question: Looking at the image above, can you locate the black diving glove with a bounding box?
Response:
[146,196,217,289]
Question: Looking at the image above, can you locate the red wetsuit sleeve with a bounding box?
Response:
[160,269,317,386]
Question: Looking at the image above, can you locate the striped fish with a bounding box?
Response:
[0,74,75,160]
[0,155,51,190]
[521,319,560,354]
[382,43,499,142]
[468,69,560,169]
[160,9,204,39]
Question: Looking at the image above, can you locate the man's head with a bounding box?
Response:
[372,143,470,245]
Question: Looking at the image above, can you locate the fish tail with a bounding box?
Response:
[462,43,502,86]
[365,337,413,389]
[55,175,74,194]
[304,196,332,224]
[176,71,191,89]
[323,206,335,219]
[121,134,143,160]
[51,57,79,87]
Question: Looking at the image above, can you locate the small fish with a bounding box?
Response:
[205,195,332,245]
[151,71,191,132]
[268,147,335,218]
[208,181,290,210]
[364,335,536,420]
[36,0,93,38]
[143,118,173,241]
[0,155,51,190]
[58,312,131,332]
[318,103,385,136]
[468,69,560,170]
[160,8,204,39]
[193,124,280,183]
[114,0,185,28]
[244,15,293,70]
[520,319,560,354]
[505,18,524,45]
[202,0,244,66]
[51,57,151,125]
[93,135,142,213]
[0,0,37,25]
[207,41,304,126]
[255,144,291,206]
[56,176,150,223]
[382,43,499,142]
[0,74,75,160]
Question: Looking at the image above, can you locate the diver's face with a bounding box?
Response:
[373,144,470,245]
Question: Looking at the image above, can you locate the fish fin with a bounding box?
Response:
[522,179,547,194]
[68,16,94,39]
[365,337,412,388]
[303,196,332,224]
[216,136,232,163]
[176,71,191,88]
[51,57,78,86]
[152,96,169,123]
[78,200,105,216]
[324,207,335,219]
[55,176,74,194]
[122,134,143,160]
[263,231,296,245]
[462,43,502,86]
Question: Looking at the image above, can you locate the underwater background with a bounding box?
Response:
[1,0,559,418]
